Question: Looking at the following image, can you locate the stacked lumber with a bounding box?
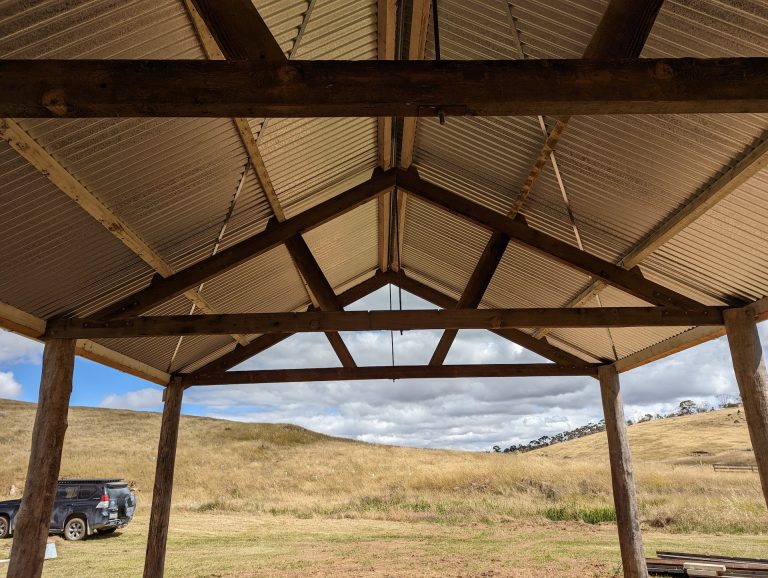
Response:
[647,551,768,576]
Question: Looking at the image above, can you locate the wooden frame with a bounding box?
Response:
[45,307,725,339]
[184,364,600,386]
[2,58,767,118]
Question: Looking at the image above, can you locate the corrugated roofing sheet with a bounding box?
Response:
[0,0,767,376]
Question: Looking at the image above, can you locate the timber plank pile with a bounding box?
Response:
[647,552,768,576]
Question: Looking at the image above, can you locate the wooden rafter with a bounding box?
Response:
[376,0,397,272]
[428,0,665,365]
[396,169,703,310]
[90,169,396,321]
[185,0,356,367]
[184,363,600,385]
[0,118,249,347]
[46,307,725,339]
[189,0,286,62]
[4,58,768,118]
[533,135,768,339]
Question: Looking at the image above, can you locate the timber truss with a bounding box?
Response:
[5,2,768,578]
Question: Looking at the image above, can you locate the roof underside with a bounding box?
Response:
[0,0,767,382]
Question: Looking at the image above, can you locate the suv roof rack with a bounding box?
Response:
[57,479,123,485]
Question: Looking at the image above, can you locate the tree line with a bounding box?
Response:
[491,395,741,453]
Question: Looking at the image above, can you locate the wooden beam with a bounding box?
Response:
[184,363,600,385]
[143,379,184,578]
[188,271,389,375]
[90,169,396,320]
[378,191,391,271]
[399,0,431,168]
[46,307,724,339]
[189,0,286,63]
[0,118,248,347]
[7,339,75,578]
[183,0,352,362]
[5,58,768,118]
[397,169,704,309]
[614,296,768,373]
[387,270,600,366]
[724,306,768,509]
[598,365,647,578]
[377,0,396,170]
[284,235,357,367]
[535,136,768,339]
[0,300,171,384]
[429,232,510,365]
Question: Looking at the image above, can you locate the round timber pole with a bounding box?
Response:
[7,338,76,578]
[143,378,184,578]
[724,307,768,508]
[598,364,647,578]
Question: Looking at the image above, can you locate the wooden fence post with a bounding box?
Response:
[7,339,76,578]
[724,307,768,508]
[143,379,184,578]
[598,364,647,578]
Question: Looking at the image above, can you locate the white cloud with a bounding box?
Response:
[100,387,163,411]
[92,286,768,451]
[0,371,22,399]
[0,330,43,365]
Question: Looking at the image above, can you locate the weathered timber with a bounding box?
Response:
[46,307,725,338]
[90,169,396,320]
[184,363,600,385]
[189,0,286,62]
[724,306,768,509]
[189,272,389,376]
[7,339,75,578]
[2,58,768,118]
[284,235,357,367]
[598,365,647,578]
[143,380,184,578]
[397,169,703,309]
[377,0,396,169]
[429,231,510,365]
[399,0,431,169]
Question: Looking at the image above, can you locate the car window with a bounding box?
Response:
[56,486,78,500]
[78,487,97,499]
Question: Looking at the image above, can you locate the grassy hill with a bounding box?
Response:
[0,399,763,535]
[1,399,766,577]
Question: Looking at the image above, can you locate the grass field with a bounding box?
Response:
[0,399,765,576]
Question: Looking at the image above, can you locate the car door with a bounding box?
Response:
[50,485,78,530]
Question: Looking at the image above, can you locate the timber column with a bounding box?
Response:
[8,338,76,578]
[724,306,768,508]
[598,364,647,578]
[143,378,184,578]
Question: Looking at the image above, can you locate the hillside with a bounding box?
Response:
[538,408,755,466]
[0,399,764,535]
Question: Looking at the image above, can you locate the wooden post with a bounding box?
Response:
[598,365,647,578]
[143,379,184,578]
[7,339,75,578]
[724,307,768,508]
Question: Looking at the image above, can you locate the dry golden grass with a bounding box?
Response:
[0,400,766,576]
[0,399,764,537]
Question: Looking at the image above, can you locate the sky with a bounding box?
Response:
[0,285,764,451]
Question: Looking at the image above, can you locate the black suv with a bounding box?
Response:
[0,479,136,541]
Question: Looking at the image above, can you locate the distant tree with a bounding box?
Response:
[492,446,501,453]
[677,400,698,415]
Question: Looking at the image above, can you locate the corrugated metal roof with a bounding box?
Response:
[303,200,379,291]
[0,0,767,376]
[402,197,492,297]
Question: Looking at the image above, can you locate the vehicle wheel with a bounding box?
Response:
[99,527,117,535]
[63,517,86,541]
[0,515,9,539]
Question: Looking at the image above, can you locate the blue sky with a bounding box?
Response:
[0,286,764,450]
